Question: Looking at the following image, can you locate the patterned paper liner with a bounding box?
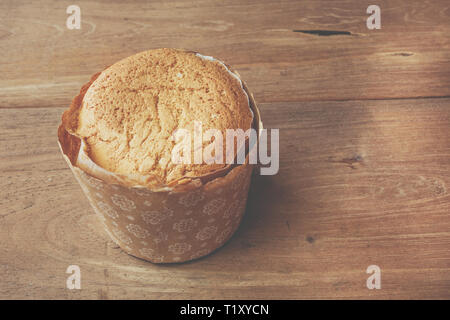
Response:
[57,65,263,263]
[62,151,253,263]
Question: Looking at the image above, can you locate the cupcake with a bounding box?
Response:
[58,48,262,263]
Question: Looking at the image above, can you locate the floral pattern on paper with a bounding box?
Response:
[139,248,164,263]
[143,200,152,207]
[173,218,198,233]
[126,224,150,239]
[168,243,192,255]
[95,192,103,199]
[195,226,218,241]
[153,231,169,244]
[96,201,119,219]
[141,207,173,225]
[215,226,233,244]
[69,147,253,263]
[134,188,150,197]
[111,228,132,245]
[86,175,103,190]
[178,189,205,207]
[203,198,226,216]
[111,194,136,211]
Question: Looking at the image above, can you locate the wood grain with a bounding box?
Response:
[0,0,449,108]
[1,0,449,300]
[1,98,449,299]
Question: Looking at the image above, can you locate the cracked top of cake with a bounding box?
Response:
[63,48,253,185]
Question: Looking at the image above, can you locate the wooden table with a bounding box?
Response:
[1,0,449,299]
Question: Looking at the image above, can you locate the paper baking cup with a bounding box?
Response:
[58,80,262,264]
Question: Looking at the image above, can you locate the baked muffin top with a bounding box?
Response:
[67,48,252,185]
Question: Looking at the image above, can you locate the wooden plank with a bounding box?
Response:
[1,0,450,108]
[1,98,449,299]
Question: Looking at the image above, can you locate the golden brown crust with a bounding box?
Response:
[63,48,253,185]
[62,71,102,135]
